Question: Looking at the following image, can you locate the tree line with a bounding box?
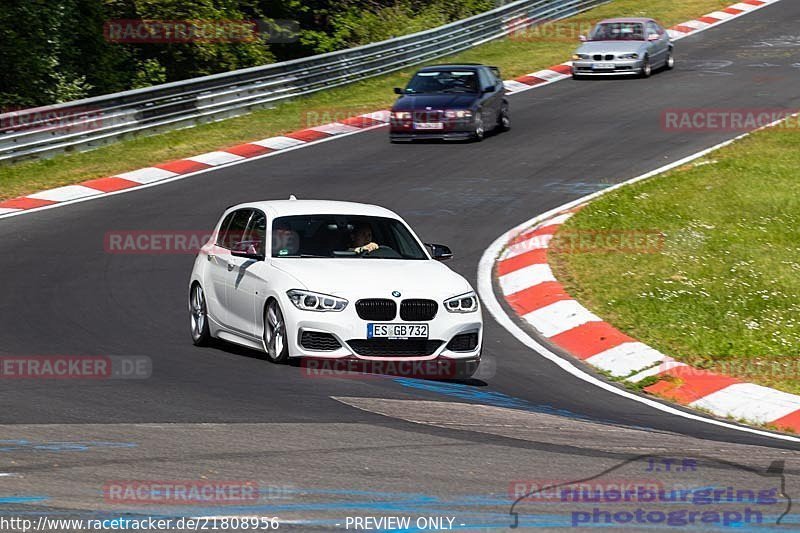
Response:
[0,0,494,108]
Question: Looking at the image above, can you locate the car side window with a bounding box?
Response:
[489,66,502,83]
[215,212,236,248]
[242,210,267,256]
[478,69,493,91]
[647,22,659,37]
[219,209,253,250]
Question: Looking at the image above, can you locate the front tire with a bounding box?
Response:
[639,55,652,78]
[190,283,211,346]
[497,104,510,132]
[664,49,674,70]
[263,299,289,363]
[472,115,485,142]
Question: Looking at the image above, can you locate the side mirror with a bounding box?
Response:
[393,87,404,95]
[231,241,264,261]
[648,33,660,41]
[579,35,587,42]
[426,243,453,261]
[483,85,495,94]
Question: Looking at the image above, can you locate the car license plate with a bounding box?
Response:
[368,323,429,339]
[593,63,615,70]
[414,122,443,130]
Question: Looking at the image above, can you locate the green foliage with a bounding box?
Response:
[296,0,495,54]
[0,0,495,108]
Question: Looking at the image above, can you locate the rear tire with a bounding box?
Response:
[263,299,289,363]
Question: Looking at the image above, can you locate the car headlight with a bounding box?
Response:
[287,289,348,312]
[572,54,589,60]
[444,109,473,119]
[391,111,412,120]
[618,53,639,59]
[444,291,479,313]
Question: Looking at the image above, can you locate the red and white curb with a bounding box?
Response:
[494,210,800,434]
[0,111,391,217]
[0,0,781,220]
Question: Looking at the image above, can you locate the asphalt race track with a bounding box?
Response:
[1,1,800,529]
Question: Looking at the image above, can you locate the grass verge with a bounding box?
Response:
[549,121,800,395]
[0,0,731,201]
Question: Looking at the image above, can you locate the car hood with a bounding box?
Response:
[392,94,476,111]
[272,258,473,300]
[575,41,647,55]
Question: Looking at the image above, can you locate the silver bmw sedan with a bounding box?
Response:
[571,18,674,78]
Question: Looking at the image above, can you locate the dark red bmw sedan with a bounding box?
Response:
[389,64,509,142]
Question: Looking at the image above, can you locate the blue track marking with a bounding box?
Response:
[391,378,649,429]
[0,440,136,452]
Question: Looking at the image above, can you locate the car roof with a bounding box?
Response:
[596,17,654,24]
[226,199,402,219]
[417,64,485,71]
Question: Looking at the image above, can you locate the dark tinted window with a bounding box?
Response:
[271,215,427,260]
[405,70,478,94]
[239,210,267,256]
[647,22,663,36]
[215,212,236,247]
[478,68,493,91]
[219,209,253,250]
[589,22,644,41]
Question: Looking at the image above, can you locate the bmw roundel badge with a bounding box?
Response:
[392,291,401,297]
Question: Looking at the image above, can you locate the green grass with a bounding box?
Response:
[0,0,731,201]
[550,122,800,395]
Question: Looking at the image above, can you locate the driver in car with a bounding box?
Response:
[349,223,379,254]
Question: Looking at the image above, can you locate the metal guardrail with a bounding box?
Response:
[0,0,608,164]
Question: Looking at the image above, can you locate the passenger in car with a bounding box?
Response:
[272,221,300,256]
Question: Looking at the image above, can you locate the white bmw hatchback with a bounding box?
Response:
[189,199,482,377]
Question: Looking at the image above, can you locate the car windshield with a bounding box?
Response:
[404,70,478,94]
[588,22,645,41]
[271,215,428,260]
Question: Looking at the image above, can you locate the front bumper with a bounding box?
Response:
[282,297,483,361]
[572,59,643,76]
[389,117,475,141]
